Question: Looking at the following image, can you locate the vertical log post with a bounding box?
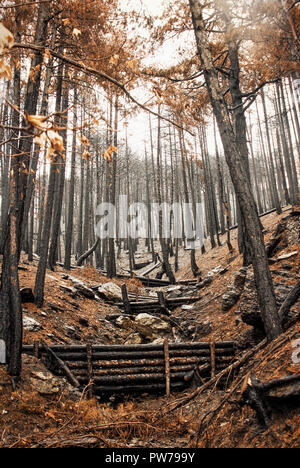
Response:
[158,291,170,316]
[34,341,40,359]
[87,344,93,398]
[210,341,216,379]
[164,339,171,398]
[122,284,132,315]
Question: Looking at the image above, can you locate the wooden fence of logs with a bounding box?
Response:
[119,284,199,316]
[22,341,236,396]
[100,271,198,288]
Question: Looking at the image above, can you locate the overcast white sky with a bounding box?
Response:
[120,0,168,16]
[118,0,198,157]
[115,0,298,165]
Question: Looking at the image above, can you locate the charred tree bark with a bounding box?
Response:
[189,0,282,341]
[34,62,64,308]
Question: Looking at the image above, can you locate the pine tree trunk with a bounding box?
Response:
[34,64,64,307]
[189,0,282,341]
[65,87,78,270]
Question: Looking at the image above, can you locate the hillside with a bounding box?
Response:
[0,209,299,448]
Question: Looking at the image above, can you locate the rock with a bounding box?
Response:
[23,316,41,332]
[97,282,122,303]
[64,325,81,341]
[124,333,143,345]
[276,251,298,261]
[152,337,166,345]
[79,317,89,328]
[167,290,183,299]
[221,288,241,312]
[105,314,122,322]
[67,276,96,299]
[74,283,95,299]
[221,268,248,312]
[240,266,297,331]
[196,320,212,338]
[60,285,78,297]
[47,303,64,313]
[239,270,263,330]
[211,266,222,275]
[23,356,66,396]
[285,216,300,245]
[197,276,213,289]
[115,316,135,331]
[134,313,171,340]
[273,270,294,279]
[233,268,248,290]
[29,371,63,395]
[166,286,183,299]
[181,305,194,311]
[20,288,35,304]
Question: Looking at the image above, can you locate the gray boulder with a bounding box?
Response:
[98,282,122,303]
[23,316,41,332]
[221,268,248,312]
[134,313,171,340]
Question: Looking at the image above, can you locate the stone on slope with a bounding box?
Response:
[221,267,248,312]
[23,316,41,332]
[97,282,122,303]
[134,313,171,340]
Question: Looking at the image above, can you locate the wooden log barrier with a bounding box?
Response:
[22,340,236,396]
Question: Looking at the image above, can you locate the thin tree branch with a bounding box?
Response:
[13,43,195,136]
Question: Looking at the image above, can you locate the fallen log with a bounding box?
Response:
[242,373,300,427]
[77,239,100,267]
[279,280,300,322]
[41,341,80,388]
[133,261,152,271]
[266,221,286,258]
[39,436,101,449]
[261,373,300,392]
[142,259,162,276]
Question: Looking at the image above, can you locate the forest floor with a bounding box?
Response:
[0,208,299,448]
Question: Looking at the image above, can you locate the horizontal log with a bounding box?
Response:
[93,381,188,394]
[67,362,230,379]
[64,357,208,370]
[22,341,235,354]
[77,371,193,385]
[64,355,234,369]
[50,348,235,362]
[65,364,198,377]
